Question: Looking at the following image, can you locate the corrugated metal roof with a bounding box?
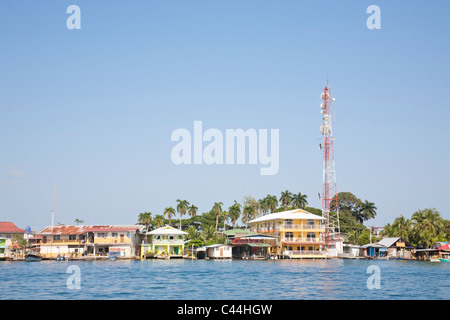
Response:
[39,225,143,235]
[377,237,401,247]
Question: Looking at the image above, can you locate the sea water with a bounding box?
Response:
[0,259,448,300]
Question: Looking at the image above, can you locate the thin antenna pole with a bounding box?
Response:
[50,184,55,258]
[51,184,55,228]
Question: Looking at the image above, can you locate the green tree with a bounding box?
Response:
[279,190,293,209]
[163,207,176,226]
[359,201,377,224]
[176,199,190,230]
[212,202,224,231]
[188,204,198,219]
[292,192,308,209]
[411,208,445,248]
[391,215,412,241]
[153,214,165,228]
[228,201,241,229]
[74,219,85,225]
[221,211,229,231]
[137,212,152,232]
[242,205,255,229]
[266,195,278,213]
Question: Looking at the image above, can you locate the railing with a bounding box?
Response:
[282,238,325,243]
[283,250,325,256]
[152,239,184,245]
[255,224,324,233]
[279,224,324,230]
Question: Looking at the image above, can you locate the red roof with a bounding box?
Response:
[39,225,143,235]
[0,222,26,233]
[439,243,450,251]
[84,225,142,232]
[39,225,89,235]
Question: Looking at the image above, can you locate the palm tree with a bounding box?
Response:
[212,202,223,231]
[259,198,269,215]
[74,218,85,225]
[163,207,176,226]
[188,204,198,218]
[266,195,278,213]
[176,199,190,230]
[137,212,152,232]
[201,225,216,243]
[228,201,241,229]
[153,214,165,228]
[392,215,411,241]
[292,192,308,209]
[279,190,293,209]
[242,205,255,229]
[381,223,395,237]
[411,208,445,248]
[221,211,229,231]
[358,201,377,224]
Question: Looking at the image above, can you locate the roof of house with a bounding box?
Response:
[432,242,449,249]
[220,229,258,237]
[84,225,144,232]
[234,234,278,240]
[40,225,144,235]
[360,243,386,248]
[0,222,26,233]
[147,225,188,235]
[378,237,414,248]
[248,209,325,224]
[204,244,231,248]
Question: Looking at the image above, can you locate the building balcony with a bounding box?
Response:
[283,250,327,258]
[281,238,325,244]
[151,239,185,245]
[255,224,325,233]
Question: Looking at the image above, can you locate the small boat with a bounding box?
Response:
[25,254,42,262]
[430,255,440,262]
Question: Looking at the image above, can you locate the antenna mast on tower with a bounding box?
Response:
[319,83,341,253]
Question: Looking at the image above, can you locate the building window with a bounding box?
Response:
[97,233,106,238]
[53,235,60,240]
[307,232,316,241]
[69,235,77,240]
[306,220,316,228]
[285,232,294,241]
[284,219,293,228]
[112,233,118,237]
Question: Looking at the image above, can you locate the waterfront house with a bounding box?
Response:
[248,209,327,259]
[231,234,277,259]
[414,241,448,261]
[0,222,26,258]
[39,225,144,259]
[378,237,415,260]
[219,228,259,243]
[360,243,388,258]
[0,237,6,259]
[204,244,232,259]
[339,244,361,259]
[141,225,187,258]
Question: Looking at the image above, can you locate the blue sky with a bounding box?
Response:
[1,1,449,231]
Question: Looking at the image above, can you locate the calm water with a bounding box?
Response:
[0,259,448,300]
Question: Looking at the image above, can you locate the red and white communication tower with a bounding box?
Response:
[319,83,342,254]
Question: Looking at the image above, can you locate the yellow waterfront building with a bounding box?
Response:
[140,226,187,259]
[248,209,327,259]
